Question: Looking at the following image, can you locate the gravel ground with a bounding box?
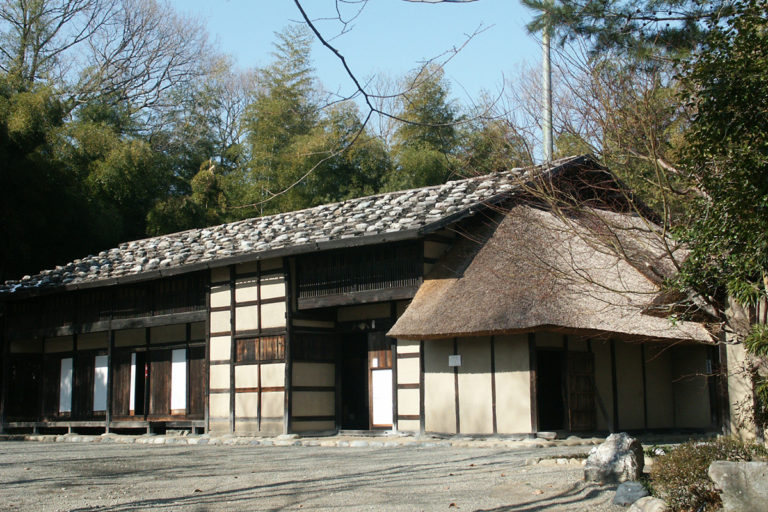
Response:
[0,441,626,512]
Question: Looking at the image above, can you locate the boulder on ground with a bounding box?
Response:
[584,432,644,483]
[708,461,768,512]
[627,496,669,512]
[613,481,649,506]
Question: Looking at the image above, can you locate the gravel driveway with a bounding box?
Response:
[0,441,626,511]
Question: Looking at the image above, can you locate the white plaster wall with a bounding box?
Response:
[494,334,531,433]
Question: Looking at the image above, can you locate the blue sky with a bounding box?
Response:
[169,0,543,106]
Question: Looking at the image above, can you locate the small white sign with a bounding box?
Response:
[448,355,462,367]
[372,357,378,368]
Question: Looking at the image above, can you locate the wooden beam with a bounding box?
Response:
[7,310,207,340]
[297,286,419,310]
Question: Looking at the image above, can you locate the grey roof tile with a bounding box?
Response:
[1,157,587,295]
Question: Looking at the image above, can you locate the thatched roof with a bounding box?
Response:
[388,204,713,343]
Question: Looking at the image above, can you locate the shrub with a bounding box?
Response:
[649,437,768,512]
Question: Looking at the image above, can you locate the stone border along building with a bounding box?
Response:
[0,155,735,436]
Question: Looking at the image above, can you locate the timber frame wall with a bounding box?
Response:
[403,330,723,436]
[207,259,288,435]
[0,272,208,433]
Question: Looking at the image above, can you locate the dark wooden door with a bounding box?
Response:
[42,355,62,418]
[148,350,171,416]
[111,351,132,417]
[7,355,41,420]
[567,352,596,432]
[188,346,205,418]
[73,353,94,419]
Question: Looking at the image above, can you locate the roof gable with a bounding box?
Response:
[388,204,712,343]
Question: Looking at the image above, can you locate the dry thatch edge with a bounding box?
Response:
[388,204,712,344]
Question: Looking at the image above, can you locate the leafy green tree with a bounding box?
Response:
[459,118,534,174]
[387,65,459,190]
[146,161,229,235]
[676,0,768,318]
[242,24,319,215]
[0,77,92,281]
[672,0,768,428]
[291,102,391,207]
[522,0,737,59]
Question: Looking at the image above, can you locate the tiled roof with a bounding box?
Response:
[1,156,592,295]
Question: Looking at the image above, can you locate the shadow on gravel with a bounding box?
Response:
[475,482,613,512]
[63,452,506,511]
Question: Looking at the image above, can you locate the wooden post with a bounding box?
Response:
[390,302,398,432]
[106,329,114,432]
[185,323,191,418]
[229,265,236,434]
[718,343,731,435]
[256,261,262,432]
[490,335,497,434]
[284,258,294,435]
[391,339,398,432]
[610,339,619,432]
[335,335,342,432]
[204,276,211,433]
[38,336,46,425]
[528,333,538,434]
[641,343,648,430]
[453,338,460,434]
[143,328,150,429]
[706,345,720,432]
[72,333,79,421]
[419,340,425,435]
[0,317,9,433]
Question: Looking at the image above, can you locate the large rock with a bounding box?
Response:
[627,497,669,512]
[708,461,768,512]
[613,481,650,506]
[584,432,644,483]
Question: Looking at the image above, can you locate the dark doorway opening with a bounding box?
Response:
[340,333,369,429]
[133,352,146,416]
[537,350,565,430]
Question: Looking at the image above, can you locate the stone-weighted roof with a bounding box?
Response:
[1,155,594,296]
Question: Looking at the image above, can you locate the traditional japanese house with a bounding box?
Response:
[0,155,726,436]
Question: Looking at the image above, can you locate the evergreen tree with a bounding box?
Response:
[387,65,459,190]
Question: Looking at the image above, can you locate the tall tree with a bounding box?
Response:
[242,24,319,215]
[387,65,459,190]
[523,0,737,60]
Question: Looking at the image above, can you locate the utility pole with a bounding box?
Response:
[541,11,553,164]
